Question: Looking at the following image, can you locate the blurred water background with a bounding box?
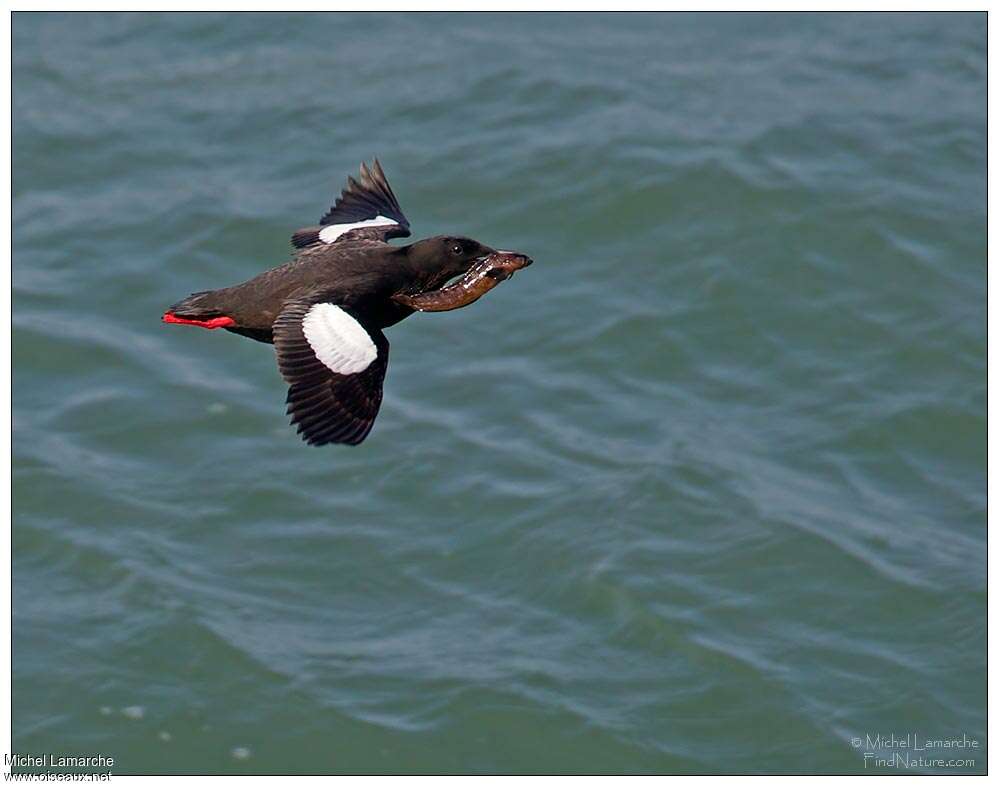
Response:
[12,12,986,774]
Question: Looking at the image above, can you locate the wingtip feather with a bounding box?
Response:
[316,159,410,231]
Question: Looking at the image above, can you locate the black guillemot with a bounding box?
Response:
[164,160,532,446]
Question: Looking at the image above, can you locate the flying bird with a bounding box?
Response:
[164,160,531,446]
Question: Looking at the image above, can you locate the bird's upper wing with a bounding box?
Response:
[273,294,390,446]
[291,159,411,249]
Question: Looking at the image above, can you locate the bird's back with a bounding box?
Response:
[174,241,411,338]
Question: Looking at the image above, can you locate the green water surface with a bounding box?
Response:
[12,12,986,774]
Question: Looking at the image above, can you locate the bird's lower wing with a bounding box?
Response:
[272,297,390,446]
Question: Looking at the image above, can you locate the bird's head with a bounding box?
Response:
[404,235,497,290]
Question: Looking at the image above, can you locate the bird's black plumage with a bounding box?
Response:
[273,296,390,445]
[164,160,530,446]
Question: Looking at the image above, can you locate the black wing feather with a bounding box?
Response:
[273,297,390,446]
[320,160,409,229]
[291,160,412,249]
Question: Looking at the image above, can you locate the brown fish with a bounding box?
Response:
[392,251,533,312]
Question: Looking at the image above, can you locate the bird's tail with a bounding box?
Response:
[162,290,235,329]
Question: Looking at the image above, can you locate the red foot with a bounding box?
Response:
[162,312,236,329]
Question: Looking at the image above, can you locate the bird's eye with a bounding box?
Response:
[451,243,463,256]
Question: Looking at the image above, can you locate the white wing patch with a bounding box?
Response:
[318,215,396,244]
[301,303,377,375]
